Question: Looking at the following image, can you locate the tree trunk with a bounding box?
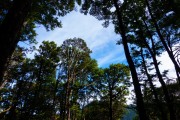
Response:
[109,88,113,120]
[65,76,72,120]
[0,0,32,84]
[52,79,59,118]
[140,48,168,120]
[112,0,148,120]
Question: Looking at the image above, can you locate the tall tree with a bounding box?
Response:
[58,38,92,120]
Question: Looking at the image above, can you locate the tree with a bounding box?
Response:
[102,63,130,120]
[83,63,130,120]
[58,38,93,120]
[27,41,60,119]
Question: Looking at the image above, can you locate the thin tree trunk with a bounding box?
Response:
[140,48,168,120]
[109,88,113,120]
[52,78,59,118]
[60,89,66,120]
[0,0,32,84]
[30,61,43,116]
[112,0,148,120]
[65,75,72,120]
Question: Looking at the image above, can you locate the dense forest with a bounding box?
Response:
[0,0,179,120]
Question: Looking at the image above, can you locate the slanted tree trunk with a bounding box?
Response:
[112,0,148,120]
[0,0,32,84]
[65,74,72,120]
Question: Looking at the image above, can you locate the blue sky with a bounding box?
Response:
[34,10,126,68]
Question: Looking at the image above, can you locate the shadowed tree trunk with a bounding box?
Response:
[109,87,113,120]
[112,0,148,119]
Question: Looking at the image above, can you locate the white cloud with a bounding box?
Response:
[157,52,177,80]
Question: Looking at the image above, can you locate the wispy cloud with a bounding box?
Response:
[157,52,176,79]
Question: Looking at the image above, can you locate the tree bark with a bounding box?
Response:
[0,0,32,84]
[112,0,148,120]
[65,75,72,120]
[109,88,113,120]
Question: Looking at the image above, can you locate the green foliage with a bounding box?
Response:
[142,82,180,120]
[84,100,109,120]
[0,0,84,45]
